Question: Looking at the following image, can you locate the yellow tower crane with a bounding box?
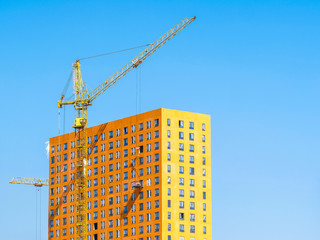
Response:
[10,177,49,187]
[10,177,49,240]
[57,16,196,240]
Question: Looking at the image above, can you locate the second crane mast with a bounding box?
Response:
[58,16,196,240]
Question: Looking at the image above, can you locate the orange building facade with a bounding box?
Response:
[49,108,211,240]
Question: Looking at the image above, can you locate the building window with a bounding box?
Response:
[139,123,143,131]
[189,133,194,141]
[190,202,195,210]
[167,142,171,149]
[179,178,184,185]
[202,123,206,131]
[190,190,195,198]
[94,146,98,153]
[189,121,194,129]
[116,129,120,136]
[179,120,184,128]
[179,201,184,209]
[179,224,185,232]
[167,176,171,184]
[147,132,151,140]
[131,124,136,133]
[190,213,195,221]
[155,131,159,138]
[190,225,195,233]
[155,177,159,184]
[155,153,159,161]
[167,165,171,173]
[94,135,98,142]
[189,144,194,152]
[101,133,105,141]
[155,119,159,127]
[179,189,184,197]
[109,131,113,138]
[202,146,206,153]
[167,130,171,138]
[179,143,184,151]
[167,118,171,126]
[202,135,205,142]
[179,166,184,174]
[179,132,184,139]
[124,149,128,157]
[124,127,128,135]
[168,200,171,208]
[190,179,195,187]
[190,167,194,175]
[167,153,171,161]
[203,180,206,188]
[139,134,143,142]
[203,157,206,165]
[189,156,194,163]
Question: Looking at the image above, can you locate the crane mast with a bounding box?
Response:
[58,16,196,240]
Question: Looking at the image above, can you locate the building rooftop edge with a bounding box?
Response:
[49,108,210,140]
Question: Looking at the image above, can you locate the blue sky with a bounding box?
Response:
[0,0,319,239]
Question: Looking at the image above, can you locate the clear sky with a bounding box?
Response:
[0,0,319,239]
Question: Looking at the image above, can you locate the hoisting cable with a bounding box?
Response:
[136,67,139,115]
[58,108,61,136]
[60,44,150,103]
[63,106,66,134]
[78,44,150,61]
[139,65,142,113]
[36,188,38,240]
[39,187,41,240]
[62,71,73,97]
[135,65,142,114]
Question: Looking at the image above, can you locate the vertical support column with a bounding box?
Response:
[75,105,87,240]
[73,60,88,240]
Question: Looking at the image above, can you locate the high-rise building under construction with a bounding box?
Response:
[49,108,211,240]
